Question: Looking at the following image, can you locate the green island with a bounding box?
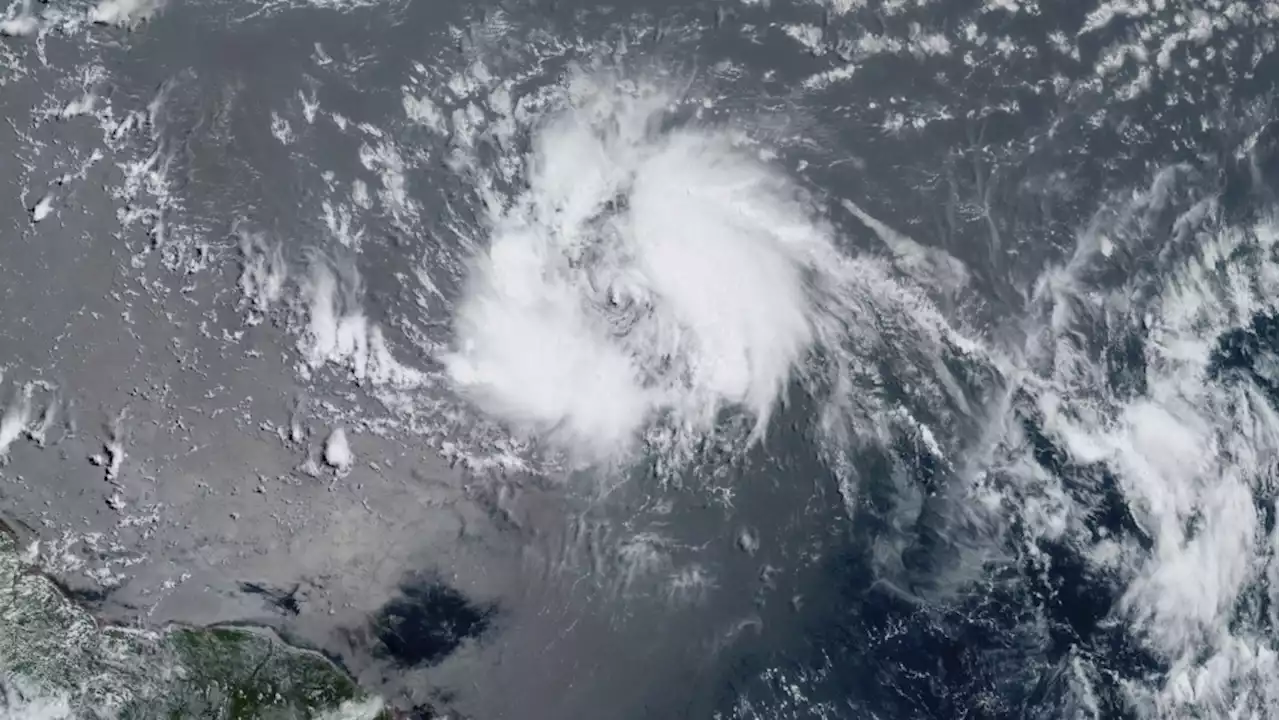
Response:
[0,527,391,719]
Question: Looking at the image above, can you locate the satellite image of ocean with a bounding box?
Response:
[0,0,1276,718]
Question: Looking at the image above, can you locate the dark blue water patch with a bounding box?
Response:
[1208,310,1279,405]
[62,585,112,606]
[1103,325,1150,401]
[705,360,1208,720]
[1008,395,1176,718]
[1013,390,1149,550]
[739,549,1055,719]
[1021,534,1160,720]
[370,576,497,668]
[694,431,1044,718]
[405,689,472,720]
[710,488,1151,719]
[239,580,304,615]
